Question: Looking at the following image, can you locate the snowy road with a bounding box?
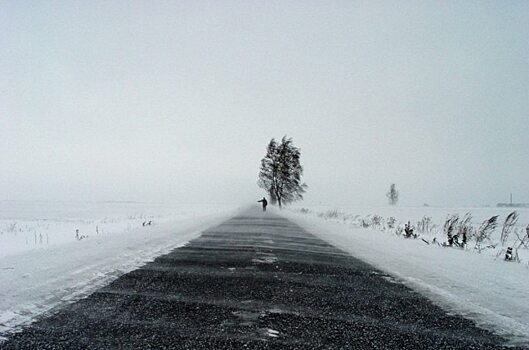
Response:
[1,209,521,349]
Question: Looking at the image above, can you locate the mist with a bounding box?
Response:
[2,1,528,207]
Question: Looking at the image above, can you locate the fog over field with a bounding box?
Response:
[2,1,528,206]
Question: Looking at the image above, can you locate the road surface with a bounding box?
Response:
[1,209,520,349]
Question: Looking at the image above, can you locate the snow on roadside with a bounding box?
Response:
[0,200,224,259]
[283,210,529,347]
[0,208,238,341]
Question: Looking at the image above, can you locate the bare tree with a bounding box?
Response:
[443,214,459,246]
[514,224,529,249]
[474,215,499,253]
[512,224,529,261]
[458,212,473,246]
[386,184,399,205]
[500,211,518,247]
[258,136,307,208]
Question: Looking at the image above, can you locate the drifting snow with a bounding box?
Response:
[0,201,237,340]
[284,208,529,347]
[0,200,210,258]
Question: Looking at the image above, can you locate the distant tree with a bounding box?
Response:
[258,136,307,208]
[386,183,399,205]
[268,187,278,205]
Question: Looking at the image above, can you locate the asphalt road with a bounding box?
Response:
[1,209,521,349]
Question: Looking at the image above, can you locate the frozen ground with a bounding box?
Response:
[0,201,238,340]
[0,200,229,258]
[291,205,529,231]
[284,206,529,347]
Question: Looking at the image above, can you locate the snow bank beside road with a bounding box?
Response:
[283,210,529,347]
[0,208,237,340]
[0,200,226,258]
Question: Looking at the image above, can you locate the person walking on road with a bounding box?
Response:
[257,197,268,211]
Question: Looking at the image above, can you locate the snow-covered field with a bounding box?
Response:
[290,205,529,234]
[284,206,529,347]
[0,200,221,258]
[0,201,238,340]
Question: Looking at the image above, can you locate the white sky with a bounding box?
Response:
[1,1,528,207]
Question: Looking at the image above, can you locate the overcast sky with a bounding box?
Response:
[1,1,528,207]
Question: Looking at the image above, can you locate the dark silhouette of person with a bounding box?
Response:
[257,197,268,211]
